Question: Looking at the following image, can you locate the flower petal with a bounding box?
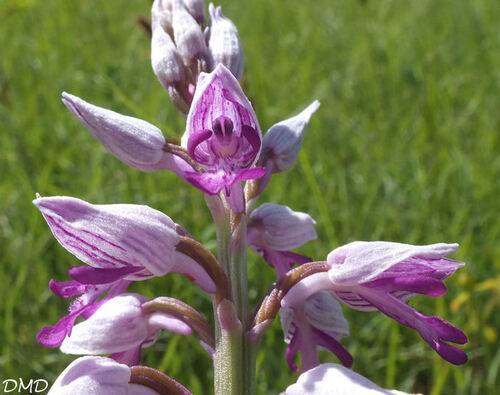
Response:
[34,196,180,277]
[151,21,186,89]
[256,249,311,279]
[49,279,88,298]
[327,241,459,285]
[69,266,144,285]
[362,276,447,297]
[304,291,349,339]
[184,171,227,194]
[285,331,300,373]
[183,0,206,24]
[359,289,468,365]
[110,348,142,367]
[37,310,83,348]
[60,294,150,355]
[281,272,333,309]
[171,251,217,294]
[285,363,409,395]
[313,328,353,368]
[147,312,193,335]
[47,356,159,395]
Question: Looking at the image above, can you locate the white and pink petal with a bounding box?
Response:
[285,363,409,395]
[34,196,180,277]
[327,241,459,285]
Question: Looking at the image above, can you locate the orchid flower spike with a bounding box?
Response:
[284,363,409,395]
[282,241,468,365]
[248,203,317,278]
[34,196,215,348]
[48,356,191,395]
[181,64,265,212]
[59,294,207,366]
[281,291,352,372]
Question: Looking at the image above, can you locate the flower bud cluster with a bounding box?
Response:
[151,0,244,115]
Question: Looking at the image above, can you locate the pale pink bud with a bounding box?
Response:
[248,203,317,251]
[172,0,208,65]
[62,92,173,172]
[261,100,320,172]
[208,3,244,80]
[151,0,173,31]
[151,24,186,89]
[183,0,206,24]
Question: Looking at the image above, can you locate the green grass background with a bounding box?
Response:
[1,0,499,393]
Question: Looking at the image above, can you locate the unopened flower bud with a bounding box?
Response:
[151,23,186,89]
[248,203,317,251]
[152,0,173,33]
[62,92,171,172]
[261,100,320,173]
[172,0,208,65]
[208,3,244,80]
[183,0,206,24]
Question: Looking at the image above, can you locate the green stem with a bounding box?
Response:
[211,203,256,395]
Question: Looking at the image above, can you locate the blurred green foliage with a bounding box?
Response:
[1,0,499,393]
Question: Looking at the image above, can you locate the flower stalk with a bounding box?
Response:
[212,202,256,395]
